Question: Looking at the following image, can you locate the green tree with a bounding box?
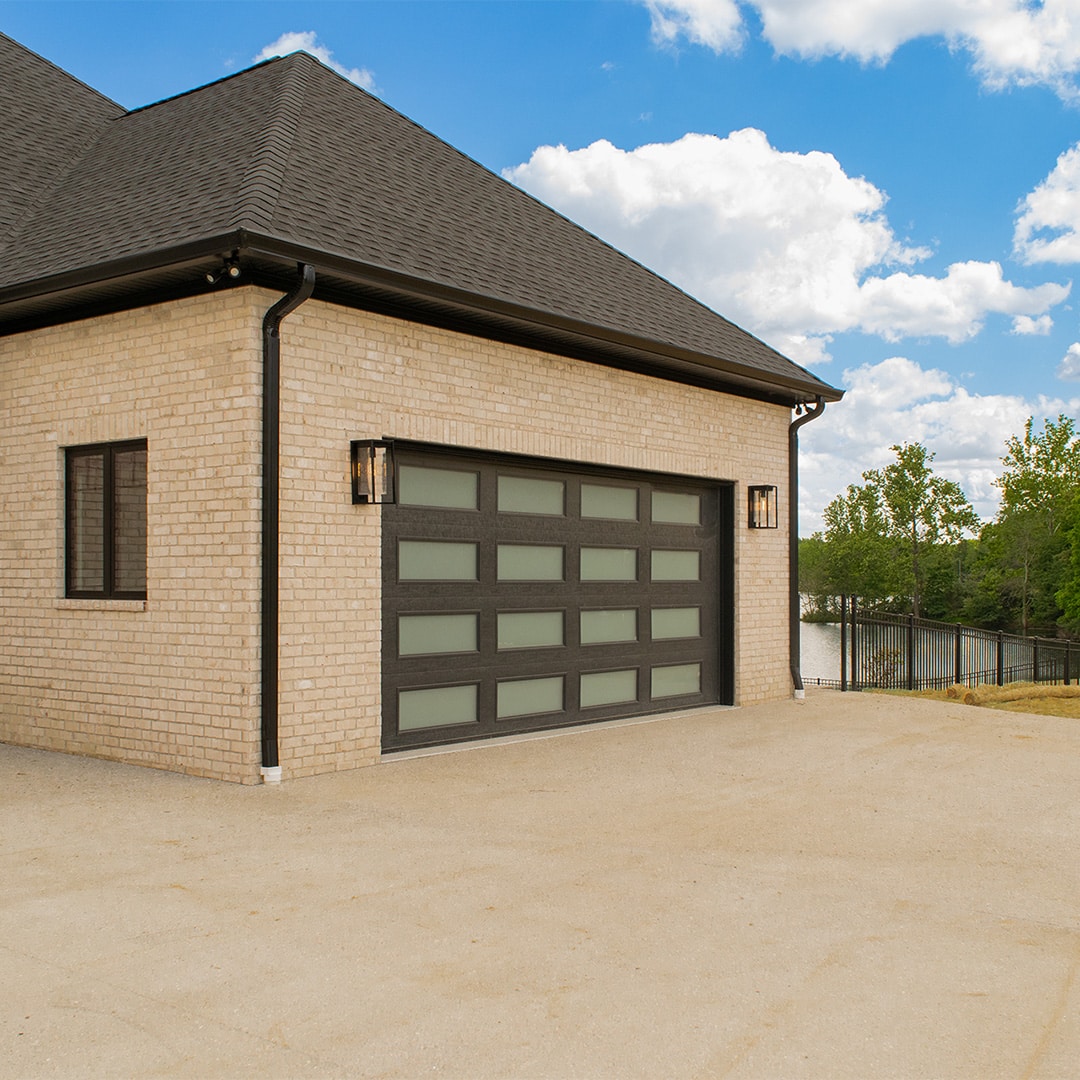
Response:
[994,415,1080,633]
[819,443,979,616]
[1055,496,1080,632]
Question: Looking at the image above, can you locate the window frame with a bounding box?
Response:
[65,439,147,600]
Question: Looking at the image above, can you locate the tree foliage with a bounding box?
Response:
[815,442,978,617]
[800,418,1080,638]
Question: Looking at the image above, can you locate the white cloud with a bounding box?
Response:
[798,355,1080,531]
[645,1,1080,100]
[1015,143,1080,264]
[505,130,1069,362]
[254,31,375,90]
[645,0,744,52]
[1059,342,1080,378]
[1012,313,1054,334]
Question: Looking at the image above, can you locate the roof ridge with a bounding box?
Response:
[0,33,124,255]
[232,54,312,231]
[0,31,122,111]
[0,111,126,256]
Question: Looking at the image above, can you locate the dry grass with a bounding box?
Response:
[884,682,1080,719]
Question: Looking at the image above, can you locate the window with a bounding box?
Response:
[65,440,147,599]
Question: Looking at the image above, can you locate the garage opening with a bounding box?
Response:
[381,444,734,751]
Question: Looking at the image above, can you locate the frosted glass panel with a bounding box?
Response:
[397,465,477,509]
[651,549,700,581]
[497,676,564,718]
[580,669,637,708]
[498,475,564,515]
[580,609,637,645]
[497,544,564,581]
[581,483,638,521]
[652,490,701,524]
[398,684,477,730]
[498,611,564,649]
[399,541,477,580]
[651,607,701,640]
[651,663,701,699]
[399,614,478,656]
[580,547,637,581]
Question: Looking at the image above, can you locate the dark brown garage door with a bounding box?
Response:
[382,445,733,751]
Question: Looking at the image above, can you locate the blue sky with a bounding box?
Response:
[5,0,1080,529]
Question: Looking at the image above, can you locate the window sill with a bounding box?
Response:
[56,598,147,612]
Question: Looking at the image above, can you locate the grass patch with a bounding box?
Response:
[880,682,1080,719]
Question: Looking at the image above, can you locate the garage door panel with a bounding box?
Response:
[382,446,732,751]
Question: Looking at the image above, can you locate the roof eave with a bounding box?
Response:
[0,231,843,406]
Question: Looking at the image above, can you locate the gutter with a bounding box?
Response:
[260,263,316,783]
[789,397,826,699]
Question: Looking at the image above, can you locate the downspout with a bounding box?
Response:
[261,263,316,782]
[789,396,826,699]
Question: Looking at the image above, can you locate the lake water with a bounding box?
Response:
[800,619,842,682]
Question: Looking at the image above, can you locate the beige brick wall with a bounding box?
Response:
[275,296,792,778]
[1,285,793,784]
[0,291,265,783]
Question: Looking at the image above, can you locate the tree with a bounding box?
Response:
[822,442,980,617]
[997,415,1080,537]
[994,416,1080,633]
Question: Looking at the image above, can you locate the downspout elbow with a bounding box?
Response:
[789,397,826,699]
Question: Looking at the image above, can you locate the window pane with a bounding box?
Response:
[498,475,564,515]
[651,607,700,640]
[497,611,564,649]
[67,453,105,593]
[497,676,564,719]
[580,483,638,521]
[112,446,146,594]
[652,491,701,524]
[399,541,477,581]
[651,549,700,581]
[580,609,637,645]
[580,547,636,581]
[398,465,478,509]
[651,663,701,699]
[398,685,478,731]
[580,669,637,708]
[399,614,478,656]
[497,544,563,581]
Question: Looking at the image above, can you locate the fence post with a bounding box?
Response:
[851,596,859,691]
[840,594,848,692]
[1033,637,1039,684]
[954,622,962,686]
[1067,640,1072,687]
[906,613,916,691]
[997,631,1004,687]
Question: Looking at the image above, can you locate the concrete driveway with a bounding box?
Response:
[2,689,1078,1079]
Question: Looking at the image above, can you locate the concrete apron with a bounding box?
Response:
[2,689,1078,1079]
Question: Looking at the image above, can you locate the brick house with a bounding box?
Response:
[0,34,841,783]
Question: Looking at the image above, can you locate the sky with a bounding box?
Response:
[5,0,1080,532]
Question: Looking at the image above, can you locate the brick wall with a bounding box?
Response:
[0,291,265,783]
[275,297,792,778]
[0,286,792,783]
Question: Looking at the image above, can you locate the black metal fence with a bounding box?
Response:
[835,597,1079,692]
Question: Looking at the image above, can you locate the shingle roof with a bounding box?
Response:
[0,34,123,253]
[0,38,841,403]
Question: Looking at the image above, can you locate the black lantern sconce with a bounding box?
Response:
[748,485,778,529]
[351,439,396,504]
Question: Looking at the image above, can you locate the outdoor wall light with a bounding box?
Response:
[748,484,778,529]
[351,439,396,504]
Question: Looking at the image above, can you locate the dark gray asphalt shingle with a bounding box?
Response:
[0,33,123,252]
[0,41,839,398]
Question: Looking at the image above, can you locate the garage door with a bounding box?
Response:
[382,445,733,751]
